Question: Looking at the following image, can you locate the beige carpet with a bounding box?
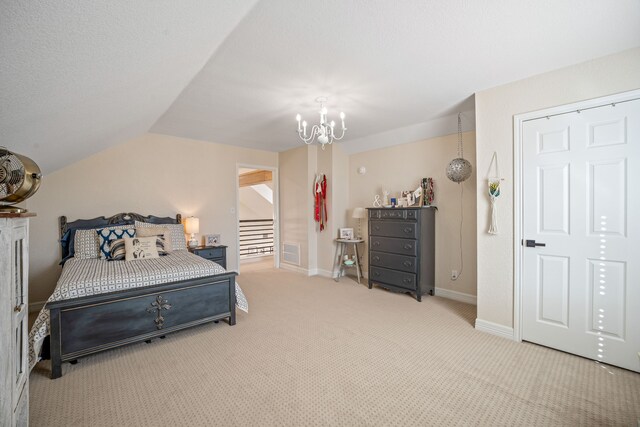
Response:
[30,267,640,426]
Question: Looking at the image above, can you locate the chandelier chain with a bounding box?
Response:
[457,112,463,158]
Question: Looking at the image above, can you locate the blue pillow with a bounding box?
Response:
[96,227,136,259]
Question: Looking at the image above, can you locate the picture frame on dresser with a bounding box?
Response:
[203,233,220,246]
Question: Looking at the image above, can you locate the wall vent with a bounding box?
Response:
[282,242,300,266]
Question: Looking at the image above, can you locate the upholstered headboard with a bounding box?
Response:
[59,212,181,264]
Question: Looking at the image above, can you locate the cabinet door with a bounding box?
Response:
[11,223,28,409]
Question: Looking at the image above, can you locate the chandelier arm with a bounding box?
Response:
[298,125,321,144]
[331,126,347,141]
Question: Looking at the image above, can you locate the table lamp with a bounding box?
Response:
[352,207,366,239]
[184,216,200,248]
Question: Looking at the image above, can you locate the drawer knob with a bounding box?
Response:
[403,244,413,250]
[373,256,380,262]
[373,241,380,246]
[374,226,380,231]
[403,278,412,283]
[374,271,380,277]
[403,261,412,267]
[403,227,412,233]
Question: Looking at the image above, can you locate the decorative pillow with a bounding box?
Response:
[96,228,136,259]
[109,236,166,261]
[124,236,159,261]
[136,226,172,251]
[74,229,101,259]
[108,238,127,261]
[134,221,187,251]
[155,235,168,256]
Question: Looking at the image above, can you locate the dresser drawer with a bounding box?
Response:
[370,266,416,290]
[380,209,406,219]
[370,251,417,273]
[193,247,225,260]
[370,220,417,239]
[369,236,417,256]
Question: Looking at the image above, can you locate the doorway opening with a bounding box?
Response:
[236,165,279,273]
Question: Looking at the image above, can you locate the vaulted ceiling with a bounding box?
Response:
[3,1,639,173]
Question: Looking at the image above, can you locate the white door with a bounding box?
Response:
[522,96,640,372]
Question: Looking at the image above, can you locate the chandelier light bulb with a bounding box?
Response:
[295,97,347,149]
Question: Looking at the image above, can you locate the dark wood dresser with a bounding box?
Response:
[367,207,436,301]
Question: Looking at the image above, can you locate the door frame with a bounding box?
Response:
[235,163,280,273]
[513,88,640,342]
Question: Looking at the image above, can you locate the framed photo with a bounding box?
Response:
[203,234,220,246]
[339,228,354,240]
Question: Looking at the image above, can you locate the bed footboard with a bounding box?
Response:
[46,272,237,379]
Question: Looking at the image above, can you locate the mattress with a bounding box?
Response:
[29,251,247,370]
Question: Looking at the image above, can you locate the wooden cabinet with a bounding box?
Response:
[189,245,227,269]
[367,207,435,301]
[0,214,33,426]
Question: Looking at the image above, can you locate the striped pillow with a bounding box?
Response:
[108,238,127,261]
[109,236,167,261]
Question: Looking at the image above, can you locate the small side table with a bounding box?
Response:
[334,238,364,284]
[188,245,227,269]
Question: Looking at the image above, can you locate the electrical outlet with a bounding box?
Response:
[451,270,459,280]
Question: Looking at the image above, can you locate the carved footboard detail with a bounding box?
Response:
[147,295,172,329]
[47,273,236,379]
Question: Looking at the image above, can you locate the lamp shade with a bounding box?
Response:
[352,207,366,219]
[184,217,200,235]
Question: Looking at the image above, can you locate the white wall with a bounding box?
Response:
[239,181,273,220]
[27,133,277,304]
[475,47,640,329]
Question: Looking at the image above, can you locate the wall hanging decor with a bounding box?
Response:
[446,113,472,183]
[314,173,328,231]
[487,152,502,234]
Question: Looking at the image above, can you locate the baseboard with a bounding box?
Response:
[434,288,477,305]
[475,318,515,341]
[29,300,46,313]
[314,269,335,278]
[279,262,309,275]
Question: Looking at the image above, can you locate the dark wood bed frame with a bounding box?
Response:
[46,212,237,379]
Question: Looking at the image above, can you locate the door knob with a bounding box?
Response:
[525,240,546,247]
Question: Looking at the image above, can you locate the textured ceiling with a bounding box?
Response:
[1,0,259,173]
[2,1,640,173]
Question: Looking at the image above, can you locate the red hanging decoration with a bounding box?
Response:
[314,174,328,231]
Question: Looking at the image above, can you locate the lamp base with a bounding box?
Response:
[188,235,199,248]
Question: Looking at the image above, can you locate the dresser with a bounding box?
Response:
[0,213,33,427]
[189,245,227,269]
[367,207,435,301]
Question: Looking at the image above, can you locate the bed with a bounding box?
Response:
[29,212,245,379]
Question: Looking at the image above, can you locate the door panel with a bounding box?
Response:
[522,97,639,372]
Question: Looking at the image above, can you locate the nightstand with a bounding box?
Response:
[189,245,227,269]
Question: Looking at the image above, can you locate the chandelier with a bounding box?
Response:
[295,97,346,149]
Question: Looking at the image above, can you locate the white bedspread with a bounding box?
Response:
[29,251,247,370]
